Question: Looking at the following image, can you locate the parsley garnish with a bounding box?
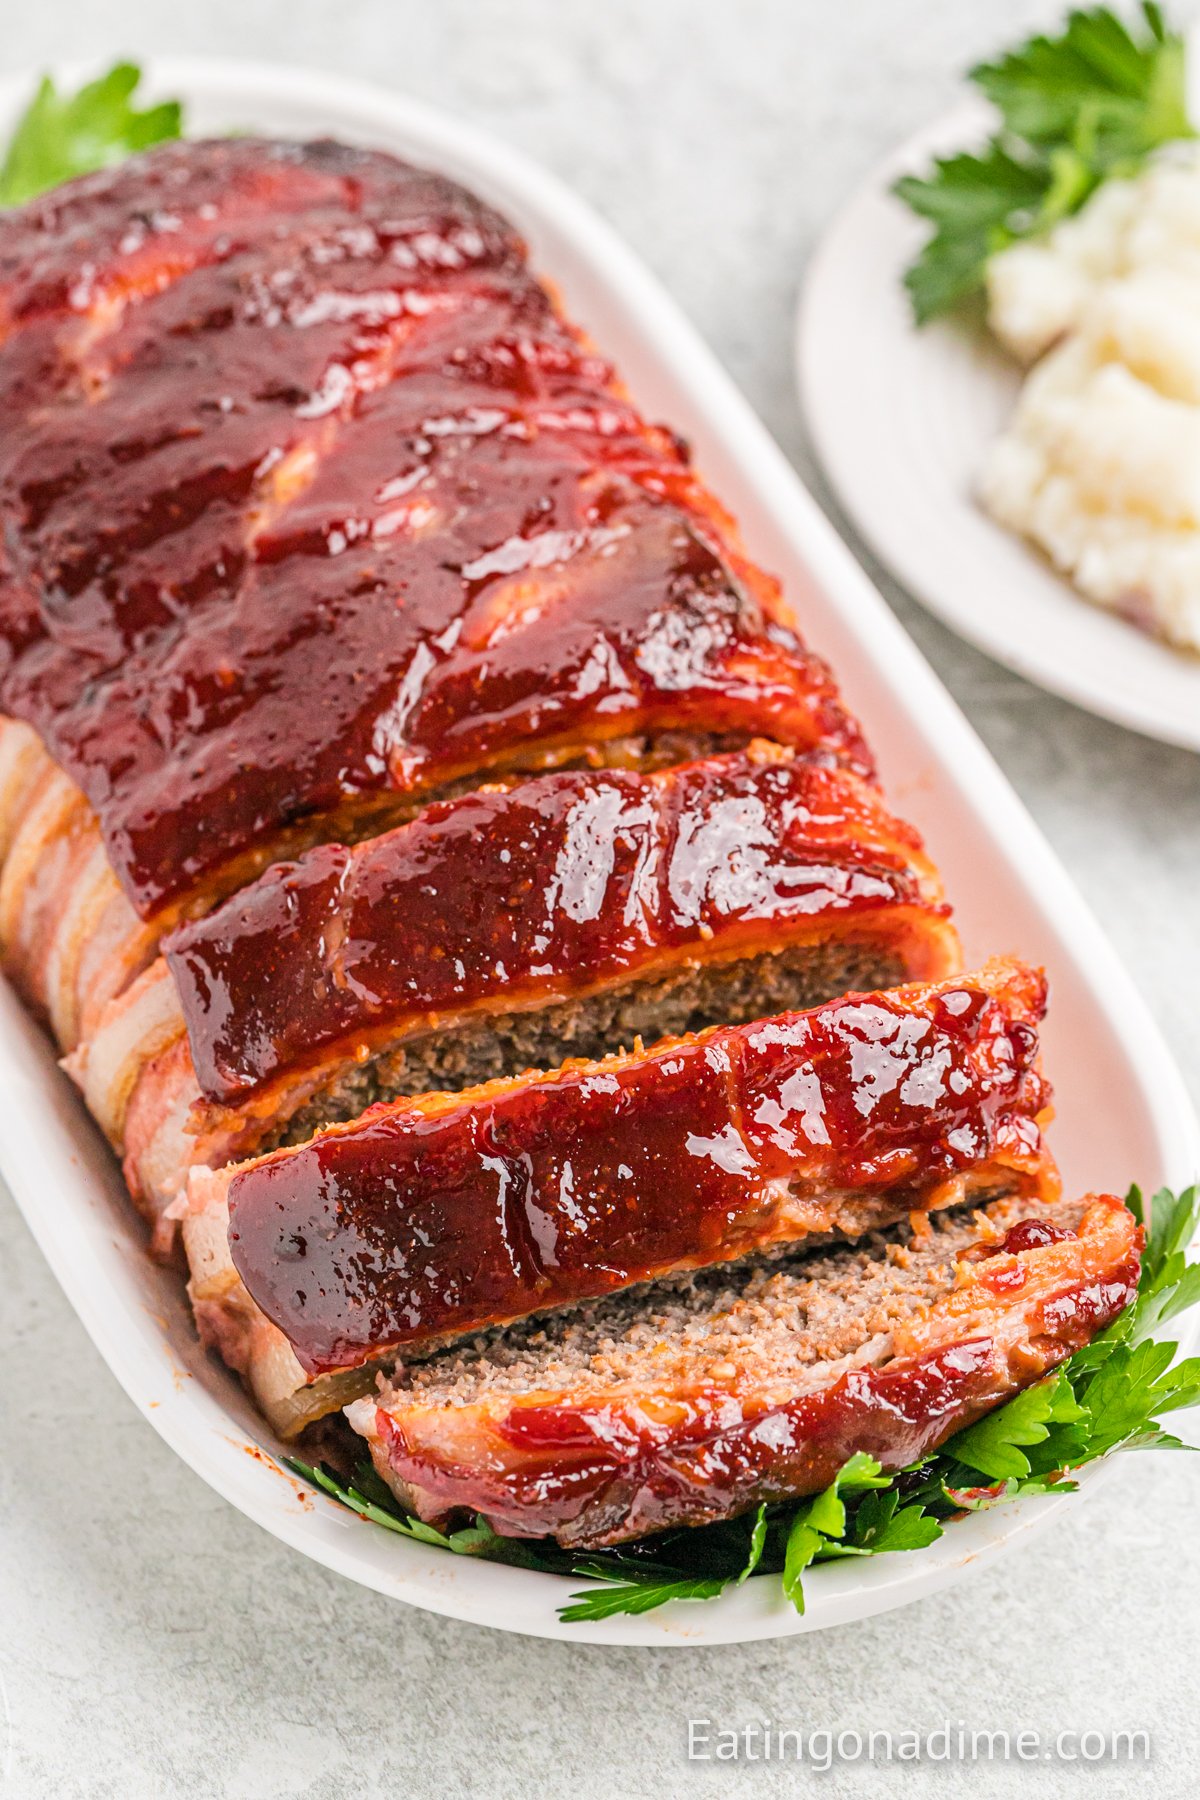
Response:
[557,1572,730,1623]
[895,5,1195,323]
[0,63,183,207]
[286,1185,1200,1625]
[781,1451,894,1612]
[948,1367,1087,1481]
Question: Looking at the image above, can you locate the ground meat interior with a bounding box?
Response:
[379,1193,1087,1407]
[276,938,908,1148]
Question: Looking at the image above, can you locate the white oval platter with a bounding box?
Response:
[1,59,1196,1646]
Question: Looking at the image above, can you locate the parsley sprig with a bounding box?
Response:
[895,5,1196,323]
[0,63,182,208]
[287,1185,1200,1625]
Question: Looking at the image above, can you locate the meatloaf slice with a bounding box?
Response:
[345,1191,1140,1547]
[67,749,957,1248]
[178,959,1053,1435]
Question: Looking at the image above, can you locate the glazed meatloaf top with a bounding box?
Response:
[0,138,869,919]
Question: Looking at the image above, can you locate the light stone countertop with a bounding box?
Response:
[2,3,1199,1796]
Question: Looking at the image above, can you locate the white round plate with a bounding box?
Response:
[797,94,1200,754]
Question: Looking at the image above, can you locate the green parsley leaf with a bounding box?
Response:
[0,63,183,207]
[806,1451,892,1535]
[284,1456,457,1546]
[560,1501,771,1621]
[853,1503,943,1554]
[783,1453,893,1612]
[1143,1184,1200,1287]
[444,1518,504,1555]
[843,1485,943,1553]
[733,1504,769,1585]
[558,1574,730,1623]
[972,3,1191,158]
[951,1370,1084,1481]
[895,5,1195,323]
[895,143,1053,324]
[1073,1341,1200,1457]
[781,1518,826,1612]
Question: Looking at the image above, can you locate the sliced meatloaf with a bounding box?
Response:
[66,748,958,1246]
[178,959,1054,1435]
[345,1191,1140,1546]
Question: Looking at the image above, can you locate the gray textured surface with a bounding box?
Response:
[2,3,1200,1795]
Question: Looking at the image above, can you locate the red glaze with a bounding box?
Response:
[992,1218,1074,1254]
[0,139,868,917]
[164,751,954,1106]
[960,1215,1077,1279]
[226,959,1053,1375]
[357,1195,1140,1545]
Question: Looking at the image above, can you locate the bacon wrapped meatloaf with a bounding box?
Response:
[0,137,1135,1550]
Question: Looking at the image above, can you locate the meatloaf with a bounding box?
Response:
[176,958,1054,1435]
[0,136,1134,1568]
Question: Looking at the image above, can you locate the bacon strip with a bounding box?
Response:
[0,719,155,1048]
[166,748,954,1109]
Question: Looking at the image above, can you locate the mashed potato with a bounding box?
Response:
[979,150,1200,653]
